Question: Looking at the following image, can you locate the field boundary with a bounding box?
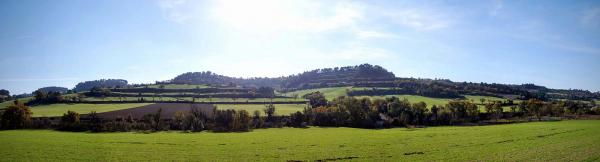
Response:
[58,100,308,105]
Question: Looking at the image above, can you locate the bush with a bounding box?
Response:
[88,111,103,132]
[289,111,307,128]
[182,108,208,132]
[1,101,32,129]
[58,111,86,131]
[213,109,251,132]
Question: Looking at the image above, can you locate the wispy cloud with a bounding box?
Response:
[325,43,392,61]
[0,77,79,82]
[489,0,503,16]
[355,30,394,39]
[385,8,452,31]
[210,0,363,33]
[581,7,600,29]
[505,20,600,55]
[157,0,192,24]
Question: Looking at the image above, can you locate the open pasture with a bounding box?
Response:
[215,104,306,116]
[0,120,598,161]
[94,103,214,119]
[137,84,210,89]
[29,103,151,117]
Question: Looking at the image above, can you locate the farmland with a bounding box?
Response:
[281,87,513,109]
[29,103,151,117]
[141,84,210,89]
[20,103,304,118]
[0,120,598,161]
[215,104,306,116]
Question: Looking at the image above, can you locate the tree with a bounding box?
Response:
[289,111,306,128]
[412,101,428,125]
[153,108,163,130]
[59,111,82,131]
[88,111,103,132]
[1,101,32,129]
[0,89,9,96]
[252,110,263,128]
[264,104,276,122]
[34,90,47,101]
[526,99,544,121]
[305,91,328,108]
[430,105,439,123]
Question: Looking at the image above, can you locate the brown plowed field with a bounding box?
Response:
[94,103,215,119]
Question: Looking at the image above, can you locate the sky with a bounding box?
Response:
[1,0,599,94]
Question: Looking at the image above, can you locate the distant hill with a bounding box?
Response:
[36,86,69,93]
[166,63,599,101]
[73,79,128,92]
[169,64,394,89]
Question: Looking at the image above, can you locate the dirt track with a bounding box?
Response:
[94,103,215,119]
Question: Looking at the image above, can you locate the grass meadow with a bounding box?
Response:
[215,104,307,116]
[0,120,598,161]
[29,103,151,117]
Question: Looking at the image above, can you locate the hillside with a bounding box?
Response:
[165,64,599,101]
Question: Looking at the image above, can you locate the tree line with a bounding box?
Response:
[2,94,598,132]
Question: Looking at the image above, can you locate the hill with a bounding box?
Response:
[165,64,599,101]
[73,79,128,92]
[36,86,68,93]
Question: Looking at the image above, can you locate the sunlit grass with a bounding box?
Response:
[0,120,598,161]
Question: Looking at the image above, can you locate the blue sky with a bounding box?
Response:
[1,0,599,94]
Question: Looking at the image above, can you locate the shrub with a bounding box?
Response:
[59,111,86,131]
[88,111,103,132]
[182,108,208,132]
[1,101,32,129]
[213,109,251,132]
[289,111,307,128]
[251,110,263,128]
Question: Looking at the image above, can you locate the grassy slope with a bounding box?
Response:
[0,120,598,161]
[143,84,210,89]
[0,97,33,108]
[282,87,519,109]
[281,86,356,100]
[82,97,305,102]
[30,103,151,117]
[215,104,306,116]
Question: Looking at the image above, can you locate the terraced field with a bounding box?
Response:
[0,97,33,108]
[282,87,518,109]
[215,104,306,116]
[141,84,210,89]
[281,86,357,100]
[0,120,598,161]
[81,97,305,102]
[29,103,151,117]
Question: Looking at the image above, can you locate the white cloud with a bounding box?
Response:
[209,0,363,33]
[329,44,392,61]
[0,77,79,82]
[157,0,193,23]
[355,30,393,39]
[581,7,600,28]
[386,9,451,31]
[489,0,503,16]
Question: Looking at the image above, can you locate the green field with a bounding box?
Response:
[81,97,305,102]
[139,84,210,89]
[0,120,598,161]
[281,87,510,108]
[355,95,450,108]
[216,104,307,116]
[281,86,356,100]
[0,97,33,108]
[29,103,151,117]
[465,95,506,103]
